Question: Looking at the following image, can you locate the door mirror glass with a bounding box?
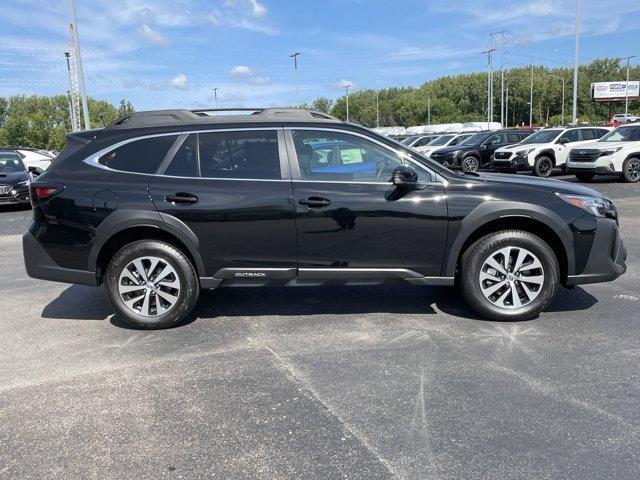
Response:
[27,166,39,176]
[392,165,418,186]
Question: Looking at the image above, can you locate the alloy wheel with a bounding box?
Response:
[627,160,640,182]
[118,256,181,317]
[478,246,544,309]
[463,157,479,172]
[538,159,552,176]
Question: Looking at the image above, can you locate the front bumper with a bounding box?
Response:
[23,230,98,286]
[566,219,627,286]
[0,185,30,204]
[566,163,618,175]
[491,154,530,172]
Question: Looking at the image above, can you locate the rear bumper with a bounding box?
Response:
[566,220,627,286]
[23,230,98,286]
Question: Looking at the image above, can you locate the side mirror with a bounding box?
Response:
[391,165,418,187]
[557,137,569,145]
[28,166,40,177]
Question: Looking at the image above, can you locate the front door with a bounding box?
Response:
[148,129,297,279]
[286,128,448,278]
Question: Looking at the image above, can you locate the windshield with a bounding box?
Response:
[428,135,454,146]
[519,129,562,144]
[598,125,640,142]
[400,135,420,145]
[458,131,492,146]
[0,152,26,172]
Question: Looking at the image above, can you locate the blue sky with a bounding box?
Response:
[1,0,639,110]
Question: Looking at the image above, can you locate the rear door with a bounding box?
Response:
[286,128,448,279]
[148,129,298,280]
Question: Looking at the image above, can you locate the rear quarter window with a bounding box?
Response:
[98,135,178,174]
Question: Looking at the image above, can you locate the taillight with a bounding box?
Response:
[29,183,64,206]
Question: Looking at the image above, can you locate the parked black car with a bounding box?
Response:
[0,150,32,205]
[430,129,533,172]
[24,109,626,329]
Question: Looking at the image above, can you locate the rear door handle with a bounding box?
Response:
[165,193,199,204]
[298,196,331,208]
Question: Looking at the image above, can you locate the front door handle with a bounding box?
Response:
[298,196,331,208]
[165,192,199,205]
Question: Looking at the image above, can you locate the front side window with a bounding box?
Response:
[98,135,178,174]
[580,129,599,140]
[483,134,502,146]
[292,130,430,183]
[198,130,280,179]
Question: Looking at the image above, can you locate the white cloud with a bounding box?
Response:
[249,0,267,17]
[339,79,355,90]
[138,24,169,46]
[170,73,189,90]
[230,65,253,76]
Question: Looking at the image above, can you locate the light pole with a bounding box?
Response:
[550,74,565,124]
[529,58,534,127]
[481,47,497,129]
[621,55,637,117]
[427,92,431,125]
[290,52,301,105]
[212,87,218,108]
[505,79,509,128]
[572,0,580,124]
[345,85,350,122]
[69,0,90,129]
[491,31,506,126]
[376,89,380,128]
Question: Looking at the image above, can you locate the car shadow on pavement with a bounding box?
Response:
[41,283,599,328]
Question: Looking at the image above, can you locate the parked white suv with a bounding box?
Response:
[15,149,53,174]
[414,133,473,156]
[491,126,611,177]
[566,124,640,183]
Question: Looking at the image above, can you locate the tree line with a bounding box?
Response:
[305,58,640,128]
[0,96,134,150]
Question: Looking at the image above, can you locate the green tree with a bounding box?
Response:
[311,97,333,114]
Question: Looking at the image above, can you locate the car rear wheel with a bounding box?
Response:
[533,156,553,177]
[105,240,200,329]
[462,155,480,172]
[460,230,559,321]
[622,157,640,183]
[575,172,595,182]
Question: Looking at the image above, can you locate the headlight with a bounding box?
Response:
[600,147,623,156]
[515,148,534,156]
[556,193,617,218]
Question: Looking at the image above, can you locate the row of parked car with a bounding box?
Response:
[0,148,55,205]
[397,123,640,183]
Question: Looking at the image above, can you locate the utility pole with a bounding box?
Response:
[481,47,497,129]
[572,0,580,124]
[345,85,350,122]
[622,56,637,117]
[376,89,380,128]
[289,52,301,106]
[69,0,90,130]
[505,80,509,128]
[529,58,534,127]
[491,31,506,127]
[212,87,218,108]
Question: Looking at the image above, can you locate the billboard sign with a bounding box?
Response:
[591,81,640,101]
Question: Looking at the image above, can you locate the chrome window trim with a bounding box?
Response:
[283,127,442,185]
[83,127,286,180]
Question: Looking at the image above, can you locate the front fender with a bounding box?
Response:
[443,200,575,277]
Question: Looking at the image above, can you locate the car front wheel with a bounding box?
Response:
[105,240,200,329]
[533,156,553,177]
[622,157,640,183]
[462,156,480,172]
[460,230,559,321]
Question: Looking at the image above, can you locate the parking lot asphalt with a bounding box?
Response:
[0,174,639,480]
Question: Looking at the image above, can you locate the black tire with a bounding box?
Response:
[533,156,554,177]
[105,240,200,329]
[462,155,480,172]
[575,172,595,182]
[460,230,559,321]
[622,157,640,183]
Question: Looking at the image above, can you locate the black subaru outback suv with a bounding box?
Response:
[23,108,626,329]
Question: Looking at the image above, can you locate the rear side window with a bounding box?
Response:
[98,135,177,174]
[164,134,199,177]
[198,130,280,179]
